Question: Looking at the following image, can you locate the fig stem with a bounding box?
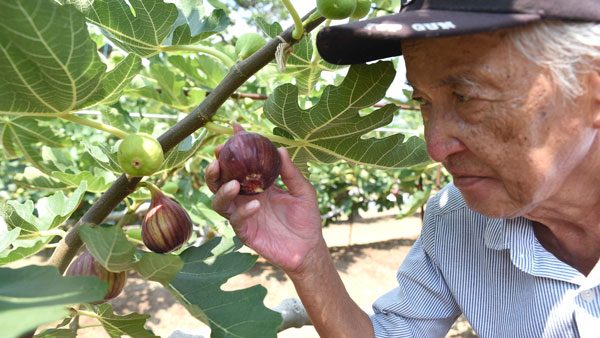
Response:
[19,229,66,240]
[77,324,104,329]
[282,0,304,40]
[160,45,236,68]
[126,236,145,246]
[76,309,101,319]
[204,121,302,147]
[59,114,129,139]
[302,11,323,27]
[139,181,162,196]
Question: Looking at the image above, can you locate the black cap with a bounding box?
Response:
[316,0,600,65]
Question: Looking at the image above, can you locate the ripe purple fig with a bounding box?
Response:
[218,124,282,195]
[66,250,127,302]
[142,185,193,253]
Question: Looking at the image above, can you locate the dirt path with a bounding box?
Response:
[31,209,477,337]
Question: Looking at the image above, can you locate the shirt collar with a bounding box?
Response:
[484,216,590,285]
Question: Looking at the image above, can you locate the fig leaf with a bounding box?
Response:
[167,237,282,337]
[264,61,430,176]
[0,265,107,338]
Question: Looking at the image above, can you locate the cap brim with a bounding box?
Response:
[316,10,541,65]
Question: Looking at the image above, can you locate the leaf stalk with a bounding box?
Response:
[204,121,303,147]
[282,0,304,40]
[59,114,129,139]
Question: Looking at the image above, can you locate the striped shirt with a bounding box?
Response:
[370,183,600,337]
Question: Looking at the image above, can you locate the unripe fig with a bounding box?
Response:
[66,250,127,302]
[317,0,357,20]
[235,33,267,60]
[218,124,281,195]
[350,0,371,19]
[142,185,193,253]
[118,133,165,177]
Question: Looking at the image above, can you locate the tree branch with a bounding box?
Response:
[48,10,325,274]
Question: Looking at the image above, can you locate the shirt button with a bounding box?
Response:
[581,289,595,303]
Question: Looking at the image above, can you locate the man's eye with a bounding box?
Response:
[454,92,470,102]
[412,96,428,105]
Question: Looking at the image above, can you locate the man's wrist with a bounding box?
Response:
[285,237,333,282]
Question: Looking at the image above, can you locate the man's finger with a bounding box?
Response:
[205,160,221,194]
[214,144,224,159]
[228,199,260,243]
[211,180,240,218]
[278,147,316,199]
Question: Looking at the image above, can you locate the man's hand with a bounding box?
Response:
[206,145,374,338]
[205,145,324,275]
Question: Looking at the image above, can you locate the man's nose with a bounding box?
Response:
[424,110,466,162]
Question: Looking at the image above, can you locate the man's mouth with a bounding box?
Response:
[452,175,486,189]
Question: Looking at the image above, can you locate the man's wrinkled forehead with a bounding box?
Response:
[402,32,515,90]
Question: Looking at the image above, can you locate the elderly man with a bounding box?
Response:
[206,0,600,336]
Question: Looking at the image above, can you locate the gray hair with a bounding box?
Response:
[509,21,600,101]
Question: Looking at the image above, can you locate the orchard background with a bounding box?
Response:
[0,0,451,337]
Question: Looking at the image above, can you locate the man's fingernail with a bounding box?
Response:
[246,200,259,211]
[224,181,236,194]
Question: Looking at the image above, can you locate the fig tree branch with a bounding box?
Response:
[48,10,326,275]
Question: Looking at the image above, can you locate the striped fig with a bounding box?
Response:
[66,249,127,302]
[142,184,193,253]
[218,123,281,195]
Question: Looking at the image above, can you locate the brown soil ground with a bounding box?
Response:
[24,209,477,337]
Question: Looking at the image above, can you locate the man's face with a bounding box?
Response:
[403,30,599,218]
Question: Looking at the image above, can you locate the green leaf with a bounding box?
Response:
[5,182,87,235]
[0,0,136,115]
[13,167,69,190]
[0,0,103,114]
[0,117,69,173]
[177,188,226,227]
[160,131,206,172]
[133,63,205,111]
[0,182,86,265]
[0,237,50,267]
[51,171,115,193]
[169,54,227,91]
[167,237,282,337]
[0,225,20,254]
[34,328,77,338]
[81,54,143,109]
[83,141,122,174]
[285,34,344,96]
[256,17,281,39]
[92,303,159,338]
[0,265,107,338]
[263,62,430,176]
[79,224,136,272]
[256,17,343,95]
[67,0,179,58]
[398,188,432,219]
[168,0,230,45]
[133,252,184,285]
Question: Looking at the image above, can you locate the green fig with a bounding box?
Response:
[351,0,371,19]
[118,133,164,177]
